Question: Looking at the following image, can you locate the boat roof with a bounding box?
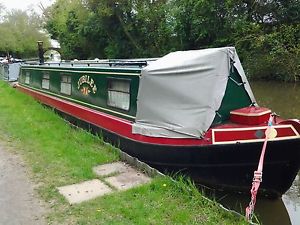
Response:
[22,58,158,71]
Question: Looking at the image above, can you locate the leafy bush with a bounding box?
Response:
[44,0,300,81]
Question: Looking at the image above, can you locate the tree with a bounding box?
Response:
[44,0,299,81]
[44,0,89,59]
[45,0,176,59]
[0,9,50,58]
[226,0,300,81]
[173,0,233,49]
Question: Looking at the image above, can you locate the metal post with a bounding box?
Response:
[37,41,44,64]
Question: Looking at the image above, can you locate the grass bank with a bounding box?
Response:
[0,81,247,224]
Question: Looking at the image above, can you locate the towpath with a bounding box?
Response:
[0,142,46,225]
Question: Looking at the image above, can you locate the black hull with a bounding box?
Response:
[117,135,300,198]
[61,111,300,198]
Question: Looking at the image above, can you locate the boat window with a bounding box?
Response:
[42,73,50,89]
[60,75,72,95]
[107,79,130,111]
[25,72,30,84]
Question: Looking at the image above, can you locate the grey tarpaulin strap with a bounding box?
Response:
[229,60,246,86]
[228,76,246,86]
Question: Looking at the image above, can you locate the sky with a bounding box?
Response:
[0,0,54,14]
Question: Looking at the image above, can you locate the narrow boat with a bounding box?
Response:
[16,47,300,198]
[0,58,23,82]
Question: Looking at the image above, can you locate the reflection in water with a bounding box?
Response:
[283,175,300,225]
[206,177,300,225]
[212,190,291,225]
[210,81,300,225]
[251,81,300,225]
[251,81,300,119]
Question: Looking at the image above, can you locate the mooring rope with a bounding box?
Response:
[245,114,275,222]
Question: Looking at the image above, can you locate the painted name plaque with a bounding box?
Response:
[78,75,97,95]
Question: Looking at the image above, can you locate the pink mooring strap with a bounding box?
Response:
[245,115,274,222]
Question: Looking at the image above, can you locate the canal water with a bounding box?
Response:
[215,81,300,225]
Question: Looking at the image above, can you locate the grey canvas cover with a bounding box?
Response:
[132,47,256,138]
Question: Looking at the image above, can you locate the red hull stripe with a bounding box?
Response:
[17,85,208,146]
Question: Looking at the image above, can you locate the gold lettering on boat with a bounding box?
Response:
[78,75,97,95]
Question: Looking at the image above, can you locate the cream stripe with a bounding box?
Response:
[19,84,136,120]
[290,125,300,136]
[212,124,300,145]
[212,125,295,132]
[212,136,300,145]
[230,110,271,116]
[211,128,216,145]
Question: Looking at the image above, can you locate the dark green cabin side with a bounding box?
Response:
[212,67,253,125]
[19,65,141,121]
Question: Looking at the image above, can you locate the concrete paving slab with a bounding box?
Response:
[93,162,132,177]
[105,170,151,191]
[57,179,112,204]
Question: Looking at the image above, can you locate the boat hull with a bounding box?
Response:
[17,84,300,198]
[60,108,300,198]
[99,124,300,198]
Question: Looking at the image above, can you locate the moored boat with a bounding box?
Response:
[16,47,300,198]
[0,57,23,82]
